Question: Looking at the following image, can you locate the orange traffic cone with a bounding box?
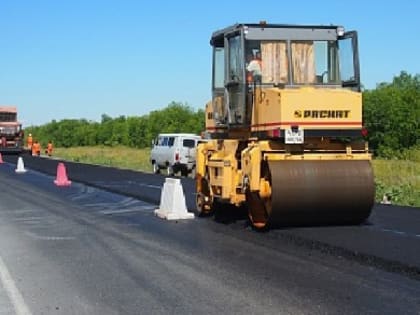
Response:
[0,152,3,164]
[54,162,71,186]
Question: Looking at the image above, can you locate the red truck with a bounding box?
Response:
[0,106,24,153]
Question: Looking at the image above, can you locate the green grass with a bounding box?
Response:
[54,146,151,172]
[53,146,420,207]
[372,157,420,207]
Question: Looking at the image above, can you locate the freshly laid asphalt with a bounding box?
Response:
[3,154,420,280]
[1,157,420,314]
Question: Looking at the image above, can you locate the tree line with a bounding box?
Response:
[25,72,419,158]
[25,102,205,149]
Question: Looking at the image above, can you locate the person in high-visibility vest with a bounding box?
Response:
[45,140,53,157]
[27,133,33,150]
[31,140,41,156]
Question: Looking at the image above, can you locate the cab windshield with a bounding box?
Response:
[0,112,17,122]
[246,40,340,85]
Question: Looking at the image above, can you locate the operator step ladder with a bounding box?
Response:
[155,178,194,220]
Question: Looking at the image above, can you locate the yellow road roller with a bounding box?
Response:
[196,22,374,228]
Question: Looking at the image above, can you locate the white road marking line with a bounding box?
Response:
[12,217,44,222]
[119,198,141,206]
[141,184,162,189]
[0,255,32,315]
[368,226,418,239]
[91,181,127,187]
[83,202,114,208]
[0,209,36,214]
[95,181,162,190]
[100,207,155,215]
[24,231,75,241]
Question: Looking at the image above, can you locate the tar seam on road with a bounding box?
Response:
[0,255,32,315]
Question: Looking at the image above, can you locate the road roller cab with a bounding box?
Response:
[196,22,375,229]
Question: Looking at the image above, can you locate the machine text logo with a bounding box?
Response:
[302,110,351,119]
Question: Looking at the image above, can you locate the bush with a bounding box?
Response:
[363,71,420,157]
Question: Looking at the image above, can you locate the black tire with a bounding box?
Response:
[181,168,188,177]
[195,177,214,216]
[152,163,160,174]
[166,165,174,176]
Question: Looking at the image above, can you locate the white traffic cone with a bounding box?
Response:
[154,178,194,220]
[15,156,27,173]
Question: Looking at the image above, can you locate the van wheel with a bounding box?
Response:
[152,163,160,174]
[166,165,174,176]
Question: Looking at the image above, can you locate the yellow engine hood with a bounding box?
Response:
[251,87,362,131]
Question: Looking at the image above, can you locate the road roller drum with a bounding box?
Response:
[247,160,375,228]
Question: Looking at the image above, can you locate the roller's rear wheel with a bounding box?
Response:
[246,191,270,230]
[195,177,213,216]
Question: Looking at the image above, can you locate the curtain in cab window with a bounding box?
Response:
[291,42,316,84]
[261,42,288,84]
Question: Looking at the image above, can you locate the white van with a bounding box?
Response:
[150,133,202,176]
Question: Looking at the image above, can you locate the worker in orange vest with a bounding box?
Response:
[31,140,41,156]
[27,133,33,150]
[45,140,53,157]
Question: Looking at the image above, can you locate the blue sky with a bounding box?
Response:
[0,0,419,126]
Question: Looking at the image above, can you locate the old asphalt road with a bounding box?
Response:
[0,155,419,314]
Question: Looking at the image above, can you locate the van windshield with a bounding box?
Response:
[183,139,195,148]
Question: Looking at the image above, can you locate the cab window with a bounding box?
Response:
[246,40,289,84]
[291,40,340,84]
[338,37,355,82]
[228,35,244,82]
[213,47,225,89]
